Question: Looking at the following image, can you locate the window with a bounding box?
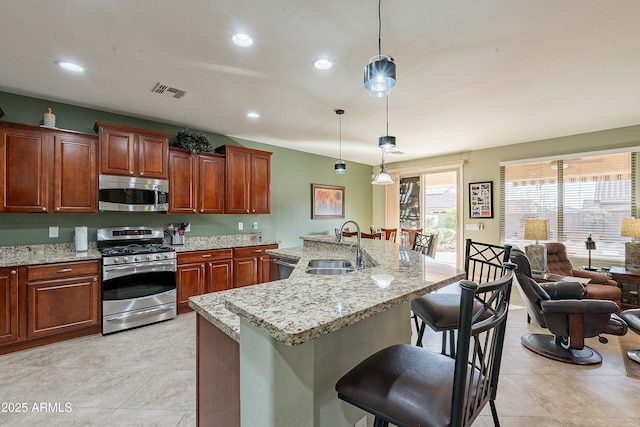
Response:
[501,151,636,262]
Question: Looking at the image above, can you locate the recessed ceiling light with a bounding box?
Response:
[313,58,333,70]
[232,33,253,47]
[246,112,260,119]
[57,61,84,72]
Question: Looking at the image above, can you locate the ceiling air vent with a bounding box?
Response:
[151,82,187,99]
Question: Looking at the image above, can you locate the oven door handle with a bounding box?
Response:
[105,305,174,322]
[103,260,176,280]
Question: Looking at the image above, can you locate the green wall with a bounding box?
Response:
[381,125,640,250]
[0,91,373,248]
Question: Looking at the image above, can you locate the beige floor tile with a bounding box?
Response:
[102,408,188,426]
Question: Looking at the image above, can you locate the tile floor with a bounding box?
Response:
[1,289,639,426]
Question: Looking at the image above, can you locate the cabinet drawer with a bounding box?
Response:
[26,260,99,281]
[178,249,233,264]
[233,245,278,258]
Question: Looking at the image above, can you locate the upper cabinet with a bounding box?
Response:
[95,121,169,179]
[169,147,224,214]
[0,121,97,213]
[215,145,271,214]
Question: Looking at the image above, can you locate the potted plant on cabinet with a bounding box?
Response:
[175,129,211,155]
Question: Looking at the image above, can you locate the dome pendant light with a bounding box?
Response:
[378,95,396,152]
[364,0,396,97]
[372,150,396,185]
[334,109,346,174]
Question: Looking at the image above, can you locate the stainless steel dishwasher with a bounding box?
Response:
[270,255,299,281]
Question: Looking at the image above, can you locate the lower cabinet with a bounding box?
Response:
[0,267,19,344]
[1,260,100,354]
[25,261,100,339]
[177,249,233,310]
[233,245,278,288]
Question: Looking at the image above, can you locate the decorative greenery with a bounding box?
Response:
[175,129,211,155]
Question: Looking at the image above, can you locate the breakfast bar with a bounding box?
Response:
[189,236,465,427]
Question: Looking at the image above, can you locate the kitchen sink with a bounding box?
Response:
[305,259,355,275]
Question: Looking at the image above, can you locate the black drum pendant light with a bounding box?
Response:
[334,109,346,174]
[364,0,396,97]
[378,95,396,152]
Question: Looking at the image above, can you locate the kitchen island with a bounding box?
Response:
[189,235,465,427]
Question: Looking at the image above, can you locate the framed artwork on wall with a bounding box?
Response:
[469,181,493,218]
[311,184,345,219]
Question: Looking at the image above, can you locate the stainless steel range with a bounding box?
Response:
[97,226,177,334]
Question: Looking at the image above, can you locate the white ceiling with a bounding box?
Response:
[2,1,640,166]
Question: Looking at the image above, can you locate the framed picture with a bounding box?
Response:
[311,184,345,219]
[469,181,493,218]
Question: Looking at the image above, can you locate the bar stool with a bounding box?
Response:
[336,266,515,427]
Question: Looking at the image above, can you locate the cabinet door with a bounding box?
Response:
[169,149,197,213]
[53,133,98,213]
[99,126,135,176]
[0,268,19,344]
[206,260,233,293]
[225,148,251,214]
[177,262,205,305]
[0,127,50,212]
[257,255,272,284]
[199,154,225,214]
[137,133,168,179]
[27,275,100,339]
[233,257,258,288]
[250,152,271,214]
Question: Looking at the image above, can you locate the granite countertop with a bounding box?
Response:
[0,234,278,267]
[189,235,465,345]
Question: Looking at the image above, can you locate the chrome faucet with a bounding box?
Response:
[337,220,364,270]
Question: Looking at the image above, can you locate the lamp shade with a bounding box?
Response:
[378,135,396,152]
[364,55,396,97]
[524,219,549,241]
[371,171,395,185]
[621,218,640,238]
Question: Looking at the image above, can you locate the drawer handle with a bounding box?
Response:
[57,268,73,273]
[11,270,16,275]
[254,250,263,253]
[201,254,212,258]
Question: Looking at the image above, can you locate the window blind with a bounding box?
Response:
[501,151,635,262]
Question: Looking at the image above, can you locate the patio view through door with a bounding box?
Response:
[400,169,460,267]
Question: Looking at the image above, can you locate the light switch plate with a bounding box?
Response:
[49,226,59,238]
[238,222,244,231]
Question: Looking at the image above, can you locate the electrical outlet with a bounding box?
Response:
[252,222,258,230]
[185,224,191,232]
[355,415,367,427]
[238,222,244,231]
[49,226,59,238]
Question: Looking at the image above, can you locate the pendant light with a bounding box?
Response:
[372,150,396,185]
[334,109,346,174]
[378,95,396,152]
[364,0,396,97]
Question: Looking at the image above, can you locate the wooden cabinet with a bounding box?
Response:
[95,121,169,179]
[233,245,278,288]
[0,121,98,213]
[215,145,271,214]
[25,260,100,339]
[53,133,98,213]
[0,124,50,212]
[610,267,640,309]
[177,249,233,309]
[169,147,224,214]
[0,267,19,344]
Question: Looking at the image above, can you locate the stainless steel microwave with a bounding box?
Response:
[98,175,169,212]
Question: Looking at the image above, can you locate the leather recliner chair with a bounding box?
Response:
[510,248,627,365]
[543,242,622,312]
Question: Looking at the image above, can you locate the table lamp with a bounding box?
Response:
[584,234,596,271]
[620,218,640,271]
[524,219,549,276]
